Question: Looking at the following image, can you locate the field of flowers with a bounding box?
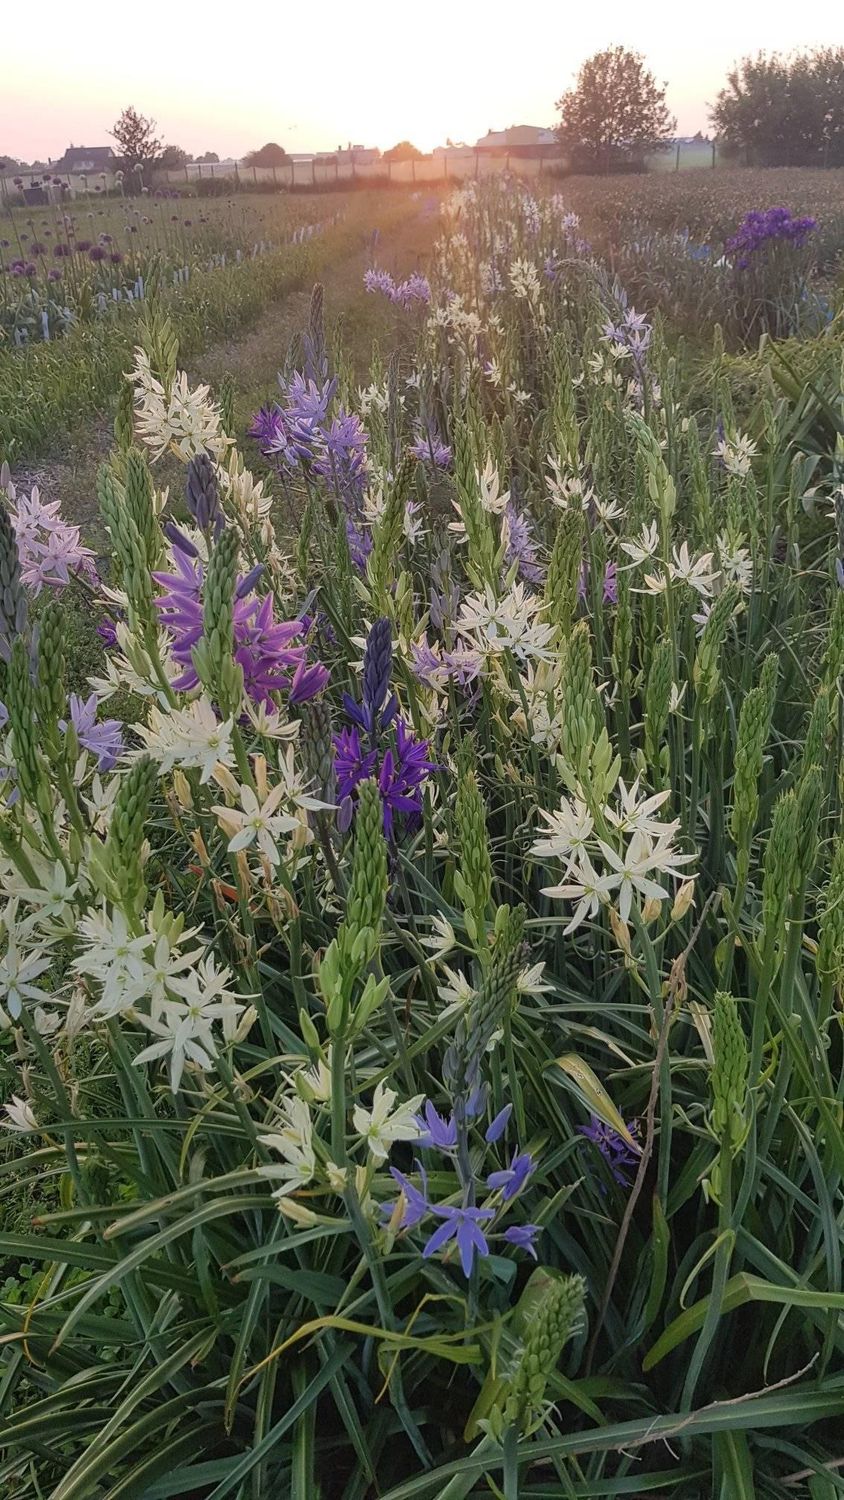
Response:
[1,176,844,1497]
[0,190,420,463]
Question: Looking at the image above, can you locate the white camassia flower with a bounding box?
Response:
[2,1095,38,1132]
[595,831,695,923]
[134,989,226,1094]
[74,908,153,1015]
[667,543,719,597]
[353,1081,425,1161]
[437,966,475,1008]
[420,914,456,959]
[477,457,510,514]
[169,954,249,1043]
[135,700,235,783]
[530,797,594,869]
[259,1095,316,1197]
[516,962,553,996]
[212,783,300,866]
[0,911,55,1021]
[604,779,680,840]
[620,521,660,565]
[713,431,757,478]
[132,350,231,463]
[458,582,555,663]
[542,855,610,935]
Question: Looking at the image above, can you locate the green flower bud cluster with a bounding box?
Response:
[443,905,525,1108]
[693,583,740,708]
[627,412,676,523]
[138,307,179,398]
[644,637,673,769]
[321,782,389,1038]
[218,373,236,440]
[729,653,778,853]
[35,599,66,748]
[453,422,495,587]
[124,446,160,568]
[6,637,41,806]
[453,765,492,951]
[104,755,158,913]
[559,622,600,776]
[817,834,844,991]
[545,509,583,637]
[709,990,749,1155]
[193,529,243,717]
[114,377,135,451]
[822,590,844,691]
[97,463,155,632]
[0,504,27,664]
[369,454,414,605]
[801,688,831,777]
[495,1271,585,1437]
[548,334,579,469]
[684,418,713,541]
[611,566,633,691]
[761,790,798,950]
[298,699,336,804]
[792,765,822,895]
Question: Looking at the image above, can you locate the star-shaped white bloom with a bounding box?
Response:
[352,1081,425,1161]
[259,1095,316,1197]
[212,783,299,866]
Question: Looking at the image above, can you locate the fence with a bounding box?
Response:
[1,144,732,203]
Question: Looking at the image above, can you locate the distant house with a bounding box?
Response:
[314,143,380,165]
[53,145,117,174]
[476,125,558,156]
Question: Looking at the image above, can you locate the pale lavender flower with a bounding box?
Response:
[63,693,124,770]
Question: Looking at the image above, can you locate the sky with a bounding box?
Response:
[3,0,842,163]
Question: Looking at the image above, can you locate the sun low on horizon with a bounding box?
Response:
[3,0,842,163]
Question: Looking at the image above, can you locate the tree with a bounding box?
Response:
[160,144,189,170]
[556,46,675,171]
[711,49,844,167]
[110,107,162,188]
[384,141,423,162]
[242,142,288,167]
[196,151,220,164]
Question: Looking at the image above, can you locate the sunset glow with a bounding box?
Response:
[4,0,842,162]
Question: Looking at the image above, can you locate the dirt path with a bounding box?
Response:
[9,200,439,539]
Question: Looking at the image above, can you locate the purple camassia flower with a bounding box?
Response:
[726,206,817,268]
[578,560,618,605]
[345,617,395,739]
[410,428,452,468]
[363,267,430,307]
[346,518,372,572]
[579,1114,641,1187]
[334,718,436,839]
[410,639,482,691]
[504,503,544,584]
[502,1224,540,1258]
[415,1101,458,1150]
[392,273,431,308]
[153,548,328,706]
[364,267,396,297]
[383,1165,430,1229]
[314,409,368,500]
[487,1151,534,1203]
[63,692,124,771]
[422,1203,495,1277]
